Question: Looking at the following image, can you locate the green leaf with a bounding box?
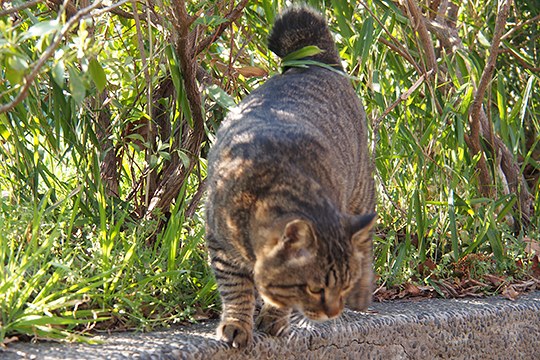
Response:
[177,150,191,168]
[206,85,235,110]
[5,55,28,84]
[68,66,86,104]
[0,118,10,140]
[88,58,107,92]
[477,31,491,48]
[358,16,374,67]
[52,59,66,87]
[193,15,227,27]
[23,20,60,40]
[11,314,108,328]
[165,44,193,127]
[280,59,360,80]
[448,189,460,260]
[261,0,276,24]
[281,45,323,62]
[331,0,353,38]
[519,75,535,129]
[459,85,474,115]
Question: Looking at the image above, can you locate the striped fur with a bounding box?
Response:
[206,7,376,348]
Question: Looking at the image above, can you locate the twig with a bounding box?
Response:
[0,0,42,16]
[92,0,131,17]
[185,179,206,219]
[499,48,540,72]
[377,37,422,74]
[99,0,158,25]
[501,13,540,41]
[194,0,249,56]
[0,0,104,114]
[405,0,438,72]
[372,69,433,150]
[472,0,512,114]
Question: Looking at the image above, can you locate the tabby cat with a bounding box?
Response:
[205,7,376,348]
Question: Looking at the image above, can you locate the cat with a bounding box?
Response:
[205,7,376,348]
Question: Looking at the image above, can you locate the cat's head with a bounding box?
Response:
[253,213,376,321]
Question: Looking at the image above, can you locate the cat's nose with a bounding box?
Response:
[324,304,342,319]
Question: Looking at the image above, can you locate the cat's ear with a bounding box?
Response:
[348,213,377,248]
[280,219,316,260]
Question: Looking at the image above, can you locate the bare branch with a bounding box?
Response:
[425,17,465,53]
[0,0,43,16]
[169,0,191,34]
[377,37,423,74]
[95,90,121,197]
[471,0,512,114]
[435,0,449,22]
[146,0,205,214]
[145,0,252,215]
[131,0,156,207]
[372,69,433,139]
[499,48,540,72]
[92,0,131,17]
[185,179,206,219]
[501,13,540,41]
[0,0,104,115]
[468,0,512,197]
[404,0,438,73]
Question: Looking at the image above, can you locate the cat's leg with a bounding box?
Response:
[209,246,256,348]
[347,241,373,311]
[255,303,292,337]
[217,276,256,348]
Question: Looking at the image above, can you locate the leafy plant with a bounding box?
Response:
[0,0,538,343]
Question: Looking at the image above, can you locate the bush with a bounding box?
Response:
[0,0,538,342]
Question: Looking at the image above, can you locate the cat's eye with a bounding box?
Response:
[307,285,324,295]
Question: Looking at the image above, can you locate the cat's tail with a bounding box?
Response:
[268,7,342,69]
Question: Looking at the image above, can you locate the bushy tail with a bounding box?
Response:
[268,7,342,69]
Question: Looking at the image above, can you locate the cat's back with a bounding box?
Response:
[208,65,366,180]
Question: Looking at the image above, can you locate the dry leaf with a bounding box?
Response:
[418,258,437,275]
[236,66,268,78]
[483,274,505,287]
[502,285,519,301]
[404,283,422,296]
[524,236,540,255]
[532,255,540,278]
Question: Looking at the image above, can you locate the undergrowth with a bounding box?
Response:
[1,0,539,345]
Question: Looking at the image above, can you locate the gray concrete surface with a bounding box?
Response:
[2,291,539,359]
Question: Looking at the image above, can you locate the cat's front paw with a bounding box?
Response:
[255,305,291,337]
[217,320,253,348]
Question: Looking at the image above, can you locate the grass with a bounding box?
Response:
[0,173,217,344]
[1,0,539,345]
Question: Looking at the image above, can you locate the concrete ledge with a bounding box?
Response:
[4,291,540,359]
